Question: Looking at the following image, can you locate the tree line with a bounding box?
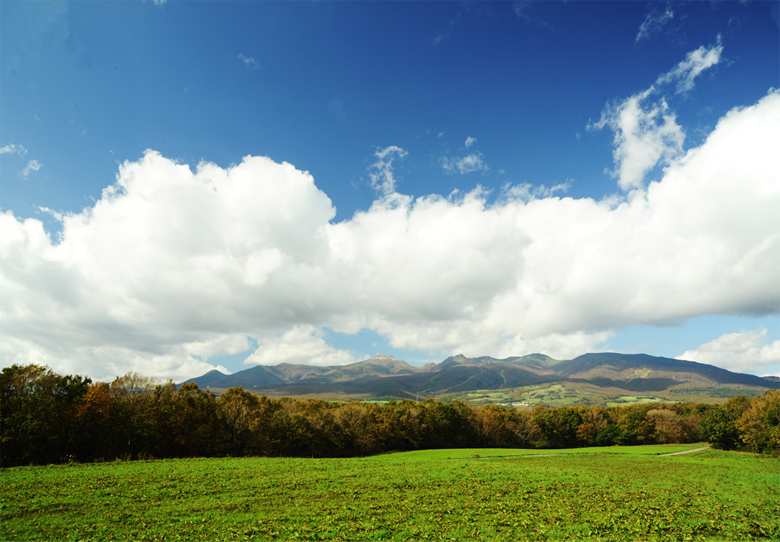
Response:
[1,364,778,467]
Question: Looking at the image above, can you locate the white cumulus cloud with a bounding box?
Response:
[245,326,360,366]
[589,39,722,191]
[590,90,685,191]
[464,136,477,148]
[678,328,780,375]
[0,75,778,380]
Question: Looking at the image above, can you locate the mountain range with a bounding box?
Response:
[183,353,778,405]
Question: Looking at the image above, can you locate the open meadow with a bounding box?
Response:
[2,444,778,541]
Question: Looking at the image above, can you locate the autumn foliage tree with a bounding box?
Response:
[2,364,779,467]
[1,364,91,466]
[735,390,780,456]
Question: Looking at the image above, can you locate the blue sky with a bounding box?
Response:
[1,0,779,381]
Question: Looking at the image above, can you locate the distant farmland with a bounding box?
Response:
[2,445,778,541]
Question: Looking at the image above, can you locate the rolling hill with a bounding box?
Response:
[182,352,778,406]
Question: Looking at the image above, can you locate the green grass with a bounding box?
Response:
[463,391,515,404]
[438,382,773,408]
[378,443,708,461]
[2,447,778,541]
[667,386,768,401]
[606,395,666,407]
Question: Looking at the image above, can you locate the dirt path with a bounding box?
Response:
[657,446,710,456]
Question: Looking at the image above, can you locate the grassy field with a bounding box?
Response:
[2,445,778,541]
[444,382,772,408]
[605,395,667,407]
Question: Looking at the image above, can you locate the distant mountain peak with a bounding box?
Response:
[363,354,401,363]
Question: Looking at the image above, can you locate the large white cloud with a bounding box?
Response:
[678,328,780,375]
[1,93,778,380]
[245,326,359,367]
[0,153,338,380]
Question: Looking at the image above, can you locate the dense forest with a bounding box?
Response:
[1,364,778,467]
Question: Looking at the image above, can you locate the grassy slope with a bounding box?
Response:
[441,381,772,407]
[376,443,707,460]
[2,447,778,541]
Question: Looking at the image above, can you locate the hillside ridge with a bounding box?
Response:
[182,352,778,404]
